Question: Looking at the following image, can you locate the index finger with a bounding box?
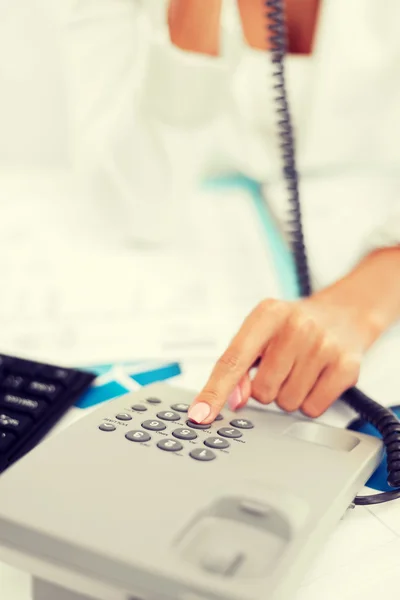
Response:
[187,300,289,423]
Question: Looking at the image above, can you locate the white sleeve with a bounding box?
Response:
[64,0,244,244]
[368,207,400,250]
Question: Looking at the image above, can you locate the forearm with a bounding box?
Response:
[315,246,400,346]
[168,0,222,55]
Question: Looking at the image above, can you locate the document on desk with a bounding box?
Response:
[0,183,281,366]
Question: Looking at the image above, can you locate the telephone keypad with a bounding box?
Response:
[99,395,253,461]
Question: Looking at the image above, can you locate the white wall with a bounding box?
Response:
[0,0,69,167]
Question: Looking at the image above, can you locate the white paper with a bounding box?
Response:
[0,170,281,366]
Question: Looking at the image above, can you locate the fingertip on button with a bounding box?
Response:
[188,402,211,424]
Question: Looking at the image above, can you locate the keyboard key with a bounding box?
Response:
[40,365,77,385]
[10,359,38,376]
[0,431,17,452]
[0,410,33,435]
[131,404,147,412]
[26,380,60,401]
[0,355,12,369]
[0,394,48,418]
[2,375,24,390]
[0,354,96,476]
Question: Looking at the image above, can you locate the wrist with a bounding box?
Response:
[314,247,400,348]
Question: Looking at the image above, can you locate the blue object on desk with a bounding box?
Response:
[348,408,400,493]
[131,362,181,386]
[76,362,181,409]
[202,174,300,300]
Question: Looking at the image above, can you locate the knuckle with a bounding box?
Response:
[277,394,300,413]
[317,335,340,360]
[256,298,287,320]
[252,379,275,404]
[302,402,325,418]
[200,388,221,408]
[338,354,361,385]
[287,307,306,328]
[218,349,242,373]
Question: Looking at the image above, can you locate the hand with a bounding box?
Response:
[188,287,380,423]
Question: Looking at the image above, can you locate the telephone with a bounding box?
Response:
[0,383,383,600]
[0,3,398,600]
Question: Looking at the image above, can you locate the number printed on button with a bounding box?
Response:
[165,440,177,448]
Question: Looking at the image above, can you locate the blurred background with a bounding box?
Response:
[0,0,282,377]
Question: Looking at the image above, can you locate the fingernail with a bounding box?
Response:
[188,402,211,423]
[228,386,242,410]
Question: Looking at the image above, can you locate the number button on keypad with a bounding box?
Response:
[190,448,216,462]
[157,411,180,422]
[126,430,151,443]
[146,397,161,404]
[217,427,242,439]
[230,419,254,429]
[204,436,229,450]
[131,404,147,412]
[142,420,166,432]
[171,403,189,413]
[99,423,116,432]
[157,439,183,452]
[116,413,132,421]
[172,428,197,441]
[186,420,210,430]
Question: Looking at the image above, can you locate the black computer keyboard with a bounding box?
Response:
[0,354,96,474]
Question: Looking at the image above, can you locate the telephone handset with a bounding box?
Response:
[266,0,400,504]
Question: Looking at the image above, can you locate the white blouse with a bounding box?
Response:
[66,0,400,289]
